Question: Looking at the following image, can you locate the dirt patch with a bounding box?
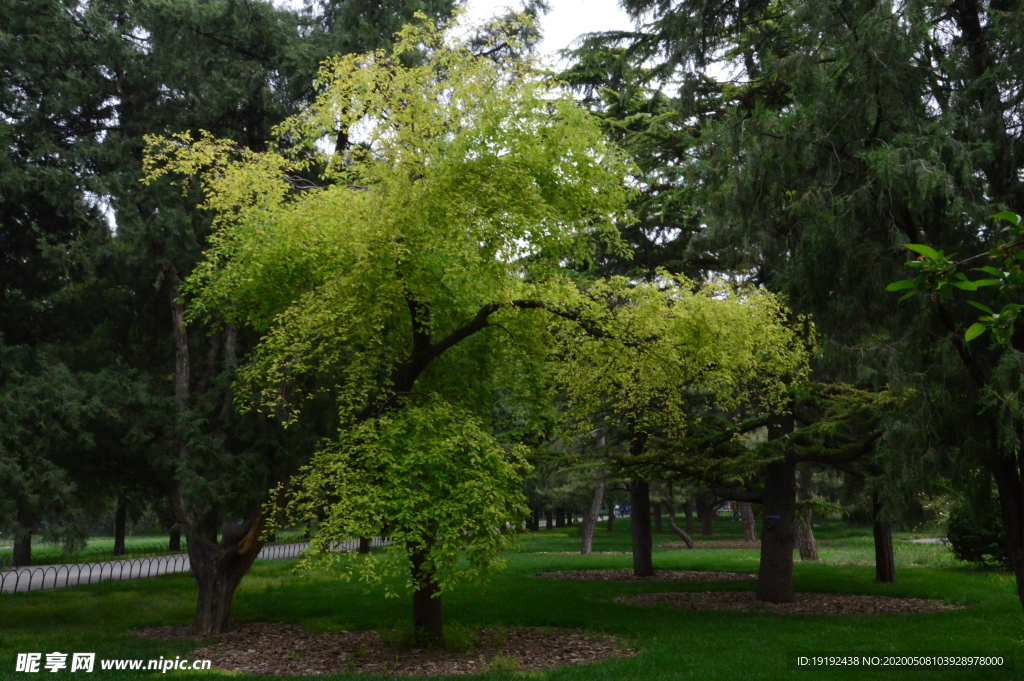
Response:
[135,622,637,676]
[526,551,631,555]
[616,591,964,615]
[662,540,760,549]
[534,569,756,582]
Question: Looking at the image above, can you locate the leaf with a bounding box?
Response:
[951,281,977,291]
[974,266,1003,277]
[967,300,995,314]
[899,291,918,301]
[904,244,940,260]
[991,211,1022,225]
[885,280,917,292]
[971,279,1000,287]
[965,323,988,342]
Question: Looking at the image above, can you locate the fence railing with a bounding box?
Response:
[0,537,390,594]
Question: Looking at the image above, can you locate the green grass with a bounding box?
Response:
[1,520,1020,680]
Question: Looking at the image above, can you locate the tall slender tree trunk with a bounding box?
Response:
[544,509,553,530]
[684,501,695,533]
[740,502,758,542]
[113,494,127,557]
[169,528,181,552]
[757,461,797,603]
[631,479,654,576]
[697,496,715,536]
[359,537,371,554]
[555,507,566,528]
[664,501,695,548]
[581,484,604,554]
[757,411,797,604]
[13,508,33,567]
[872,490,896,583]
[410,548,442,643]
[796,467,818,561]
[993,445,1024,608]
[606,505,615,531]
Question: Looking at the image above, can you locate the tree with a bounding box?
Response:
[149,15,635,640]
[554,275,808,576]
[287,401,529,642]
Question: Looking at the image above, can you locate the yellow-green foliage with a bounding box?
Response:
[556,273,811,440]
[144,13,636,424]
[289,400,530,597]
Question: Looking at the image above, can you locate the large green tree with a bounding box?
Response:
[148,15,635,640]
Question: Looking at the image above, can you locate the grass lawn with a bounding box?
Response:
[1,519,1021,680]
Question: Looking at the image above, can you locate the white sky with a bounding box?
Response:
[460,0,636,67]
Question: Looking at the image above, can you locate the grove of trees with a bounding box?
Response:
[4,0,1024,644]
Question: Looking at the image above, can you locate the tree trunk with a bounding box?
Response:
[684,501,695,533]
[13,508,33,567]
[796,467,818,561]
[757,460,797,603]
[606,504,615,531]
[654,503,663,533]
[169,528,181,552]
[410,548,442,644]
[581,484,604,554]
[187,527,265,635]
[993,447,1024,609]
[697,496,715,536]
[872,490,897,583]
[664,501,695,548]
[566,510,574,527]
[555,507,566,528]
[740,502,758,542]
[631,479,654,576]
[113,494,127,557]
[359,537,371,554]
[544,508,553,530]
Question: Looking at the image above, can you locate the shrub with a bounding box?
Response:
[947,496,1010,568]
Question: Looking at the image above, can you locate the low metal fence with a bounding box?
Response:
[0,537,391,594]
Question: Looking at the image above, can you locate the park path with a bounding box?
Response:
[0,539,384,594]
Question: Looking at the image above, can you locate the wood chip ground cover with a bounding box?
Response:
[533,569,756,582]
[135,623,638,676]
[616,591,964,615]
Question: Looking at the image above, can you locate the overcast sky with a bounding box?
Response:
[459,0,636,66]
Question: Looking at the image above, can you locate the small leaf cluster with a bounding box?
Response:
[887,212,1023,343]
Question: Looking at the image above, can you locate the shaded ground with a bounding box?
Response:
[534,569,756,582]
[616,591,964,615]
[136,623,638,676]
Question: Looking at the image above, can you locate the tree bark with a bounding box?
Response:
[13,507,33,567]
[410,548,442,643]
[757,460,797,603]
[359,537,371,554]
[684,501,695,533]
[740,502,758,542]
[187,521,265,635]
[872,490,897,583]
[169,528,182,552]
[664,501,695,548]
[113,493,127,557]
[581,483,604,554]
[606,504,615,531]
[697,495,715,536]
[796,467,818,561]
[555,507,566,528]
[544,508,553,530]
[631,479,654,576]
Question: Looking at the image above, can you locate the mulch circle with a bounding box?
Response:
[135,622,638,676]
[616,591,964,615]
[534,569,756,582]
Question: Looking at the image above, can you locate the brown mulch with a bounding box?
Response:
[616,591,964,615]
[134,623,638,676]
[662,540,761,549]
[534,569,756,582]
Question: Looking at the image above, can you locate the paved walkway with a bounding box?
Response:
[0,539,381,594]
